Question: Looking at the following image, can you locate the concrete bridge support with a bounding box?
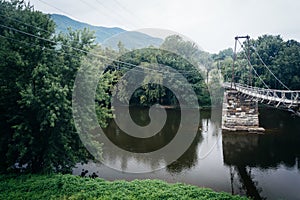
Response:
[222,90,265,132]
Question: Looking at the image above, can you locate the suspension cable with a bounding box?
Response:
[251,46,291,91]
[237,39,270,89]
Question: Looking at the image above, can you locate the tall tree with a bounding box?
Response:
[0,0,56,173]
[0,0,113,173]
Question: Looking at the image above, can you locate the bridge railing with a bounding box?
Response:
[223,82,300,107]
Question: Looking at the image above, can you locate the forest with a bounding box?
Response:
[1,0,300,175]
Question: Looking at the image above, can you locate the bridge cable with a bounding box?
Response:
[237,39,270,89]
[250,46,291,91]
[198,130,221,160]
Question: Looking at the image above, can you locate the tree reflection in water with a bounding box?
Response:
[223,107,300,199]
[73,107,300,199]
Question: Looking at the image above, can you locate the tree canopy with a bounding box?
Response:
[215,35,300,90]
[0,0,114,173]
[109,38,211,108]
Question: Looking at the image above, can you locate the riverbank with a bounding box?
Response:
[0,174,248,200]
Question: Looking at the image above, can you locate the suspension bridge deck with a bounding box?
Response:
[222,35,300,132]
[223,82,300,109]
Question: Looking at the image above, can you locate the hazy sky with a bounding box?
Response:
[25,0,300,53]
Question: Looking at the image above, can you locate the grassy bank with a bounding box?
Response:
[0,174,248,200]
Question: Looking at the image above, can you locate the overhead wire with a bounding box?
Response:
[0,34,84,61]
[0,13,53,35]
[38,0,75,20]
[30,1,204,76]
[111,0,144,26]
[0,22,203,78]
[0,30,163,77]
[1,0,205,78]
[37,0,116,37]
[93,0,140,29]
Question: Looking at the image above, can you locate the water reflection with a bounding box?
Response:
[223,131,300,169]
[100,107,202,172]
[166,131,202,173]
[73,107,300,199]
[103,108,180,153]
[223,107,300,199]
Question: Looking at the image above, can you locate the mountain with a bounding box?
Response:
[51,14,125,43]
[50,14,163,49]
[102,31,163,50]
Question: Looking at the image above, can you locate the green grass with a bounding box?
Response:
[0,174,248,200]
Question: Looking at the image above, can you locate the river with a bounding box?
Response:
[73,106,300,200]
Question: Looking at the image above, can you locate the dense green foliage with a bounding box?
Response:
[215,35,300,90]
[0,0,114,174]
[0,0,210,173]
[109,35,212,107]
[110,47,211,107]
[0,174,248,200]
[0,0,212,174]
[1,0,299,177]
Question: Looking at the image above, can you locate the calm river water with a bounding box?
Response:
[73,106,300,200]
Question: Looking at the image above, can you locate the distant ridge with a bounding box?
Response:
[102,31,163,50]
[51,14,125,43]
[50,14,163,49]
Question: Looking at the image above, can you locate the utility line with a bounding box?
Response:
[38,0,115,36]
[0,13,53,35]
[1,0,205,76]
[0,23,202,77]
[0,34,83,61]
[111,0,144,27]
[94,0,140,29]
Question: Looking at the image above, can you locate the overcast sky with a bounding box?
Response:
[25,0,300,53]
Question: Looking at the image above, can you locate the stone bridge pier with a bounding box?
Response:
[222,90,265,132]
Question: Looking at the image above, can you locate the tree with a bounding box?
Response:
[110,47,211,107]
[0,0,57,173]
[217,34,300,90]
[0,0,113,173]
[273,39,300,90]
[161,35,213,69]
